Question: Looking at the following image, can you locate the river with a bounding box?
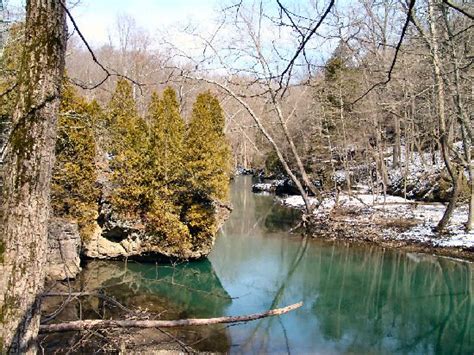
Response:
[67,176,473,354]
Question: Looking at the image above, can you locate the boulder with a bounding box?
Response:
[47,218,82,280]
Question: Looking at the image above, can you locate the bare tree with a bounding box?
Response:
[159,0,339,213]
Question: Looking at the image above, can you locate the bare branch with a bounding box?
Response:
[39,302,303,333]
[58,0,144,91]
[442,0,474,20]
[277,0,335,94]
[351,0,416,105]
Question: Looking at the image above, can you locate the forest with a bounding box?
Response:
[0,0,473,353]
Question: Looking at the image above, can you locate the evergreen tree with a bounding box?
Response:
[51,82,100,240]
[107,79,150,215]
[182,91,232,245]
[145,87,191,252]
[148,87,185,197]
[184,91,231,202]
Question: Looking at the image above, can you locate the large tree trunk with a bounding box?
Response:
[0,1,66,353]
[427,0,458,231]
[436,166,463,232]
[442,9,473,232]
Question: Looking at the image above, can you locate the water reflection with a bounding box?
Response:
[78,259,232,318]
[50,259,232,352]
[209,176,474,354]
[311,247,472,354]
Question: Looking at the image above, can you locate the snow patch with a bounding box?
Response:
[278,190,474,250]
[278,195,318,209]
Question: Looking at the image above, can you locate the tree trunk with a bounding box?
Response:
[428,0,458,229]
[0,1,67,353]
[436,166,463,232]
[187,75,317,214]
[393,114,401,168]
[442,11,473,231]
[274,102,322,202]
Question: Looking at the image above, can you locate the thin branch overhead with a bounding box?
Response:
[442,0,474,20]
[277,0,335,94]
[351,0,416,105]
[58,0,144,91]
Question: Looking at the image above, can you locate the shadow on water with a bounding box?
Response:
[41,259,233,353]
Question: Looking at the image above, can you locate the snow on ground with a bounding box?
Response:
[278,192,474,249]
[278,195,318,209]
[252,180,285,193]
[261,141,474,250]
[252,182,274,191]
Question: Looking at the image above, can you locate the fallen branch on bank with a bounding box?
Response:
[39,302,303,333]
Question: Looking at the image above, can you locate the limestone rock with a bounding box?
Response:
[82,200,232,261]
[82,222,127,259]
[47,218,82,280]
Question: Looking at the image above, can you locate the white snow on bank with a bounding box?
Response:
[253,183,274,191]
[278,195,318,209]
[252,180,285,193]
[278,192,474,249]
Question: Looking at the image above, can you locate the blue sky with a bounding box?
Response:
[5,0,220,44]
[4,0,340,68]
[74,0,220,44]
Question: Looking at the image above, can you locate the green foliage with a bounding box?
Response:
[264,150,285,177]
[142,88,191,252]
[107,79,150,214]
[51,81,231,255]
[179,91,232,246]
[324,56,346,83]
[322,52,359,112]
[182,202,216,246]
[106,85,231,254]
[51,82,100,240]
[145,198,191,254]
[148,87,185,197]
[0,24,23,147]
[184,91,232,202]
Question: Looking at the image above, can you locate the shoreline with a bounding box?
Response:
[270,190,474,262]
[307,214,474,262]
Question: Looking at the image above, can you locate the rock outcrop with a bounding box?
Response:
[387,166,470,203]
[47,218,82,280]
[83,200,232,260]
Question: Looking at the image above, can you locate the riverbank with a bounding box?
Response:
[275,192,474,261]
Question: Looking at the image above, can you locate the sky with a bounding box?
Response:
[4,0,220,45]
[3,0,339,73]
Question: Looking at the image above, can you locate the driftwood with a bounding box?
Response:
[39,302,303,333]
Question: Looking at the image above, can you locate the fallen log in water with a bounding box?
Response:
[39,302,303,333]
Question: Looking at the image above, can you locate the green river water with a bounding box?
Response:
[71,176,473,354]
